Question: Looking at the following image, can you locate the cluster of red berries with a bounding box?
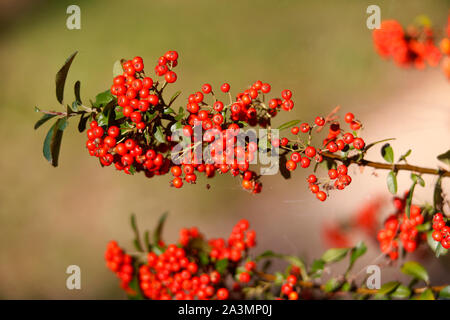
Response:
[86,52,180,175]
[373,14,450,79]
[282,112,364,201]
[171,81,295,194]
[105,241,134,292]
[207,219,256,261]
[373,20,442,69]
[106,219,258,300]
[431,213,450,249]
[280,275,300,300]
[377,195,425,260]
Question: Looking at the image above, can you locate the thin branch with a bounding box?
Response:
[322,152,450,177]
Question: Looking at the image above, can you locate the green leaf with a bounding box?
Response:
[387,171,398,195]
[415,221,431,232]
[93,90,114,108]
[279,154,291,180]
[277,119,301,131]
[418,288,435,300]
[282,255,309,281]
[434,177,444,212]
[175,107,185,121]
[321,248,349,263]
[258,133,270,152]
[273,272,285,285]
[168,91,181,106]
[199,252,209,266]
[411,173,425,187]
[164,107,175,115]
[381,143,394,163]
[363,138,395,152]
[34,114,57,130]
[427,231,448,258]
[215,259,228,274]
[143,230,151,252]
[113,60,123,77]
[437,150,450,166]
[405,177,417,218]
[43,118,68,167]
[401,261,429,284]
[377,281,400,295]
[310,259,325,278]
[55,51,78,104]
[126,275,145,300]
[153,212,168,245]
[97,112,108,127]
[74,80,82,104]
[154,125,166,143]
[170,121,183,133]
[128,164,136,175]
[438,285,450,299]
[398,149,411,162]
[78,113,89,133]
[130,214,143,252]
[348,241,367,271]
[324,278,340,292]
[391,285,411,299]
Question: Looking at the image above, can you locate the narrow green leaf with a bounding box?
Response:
[437,150,450,166]
[55,51,78,104]
[277,119,301,131]
[163,107,175,114]
[401,261,429,284]
[398,149,411,162]
[143,230,151,252]
[364,138,395,152]
[348,241,367,271]
[387,171,398,195]
[168,91,181,106]
[427,231,448,258]
[199,252,209,266]
[411,173,425,187]
[34,114,56,130]
[310,259,325,278]
[43,118,68,167]
[439,285,450,299]
[377,281,400,295]
[78,113,89,132]
[153,212,168,244]
[391,285,411,299]
[215,259,228,274]
[405,178,417,218]
[433,177,444,212]
[418,288,435,300]
[93,89,114,108]
[113,60,123,77]
[381,143,394,163]
[154,125,166,144]
[74,81,82,104]
[321,248,350,263]
[279,154,291,180]
[130,214,143,252]
[324,278,340,292]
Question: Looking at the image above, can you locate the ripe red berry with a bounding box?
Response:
[315,116,325,126]
[344,112,354,123]
[220,83,230,93]
[216,288,229,300]
[353,137,365,150]
[316,191,327,201]
[239,272,251,283]
[165,71,177,83]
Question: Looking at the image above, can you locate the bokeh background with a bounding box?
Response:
[0,0,449,299]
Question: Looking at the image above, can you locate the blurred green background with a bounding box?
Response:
[0,0,449,299]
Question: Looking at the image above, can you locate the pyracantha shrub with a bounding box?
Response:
[104,213,450,300]
[373,13,450,78]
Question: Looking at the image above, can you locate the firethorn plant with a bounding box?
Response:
[34,13,450,300]
[373,12,450,79]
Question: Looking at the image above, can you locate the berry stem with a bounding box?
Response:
[322,152,450,177]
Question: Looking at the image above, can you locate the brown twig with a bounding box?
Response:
[322,152,450,177]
